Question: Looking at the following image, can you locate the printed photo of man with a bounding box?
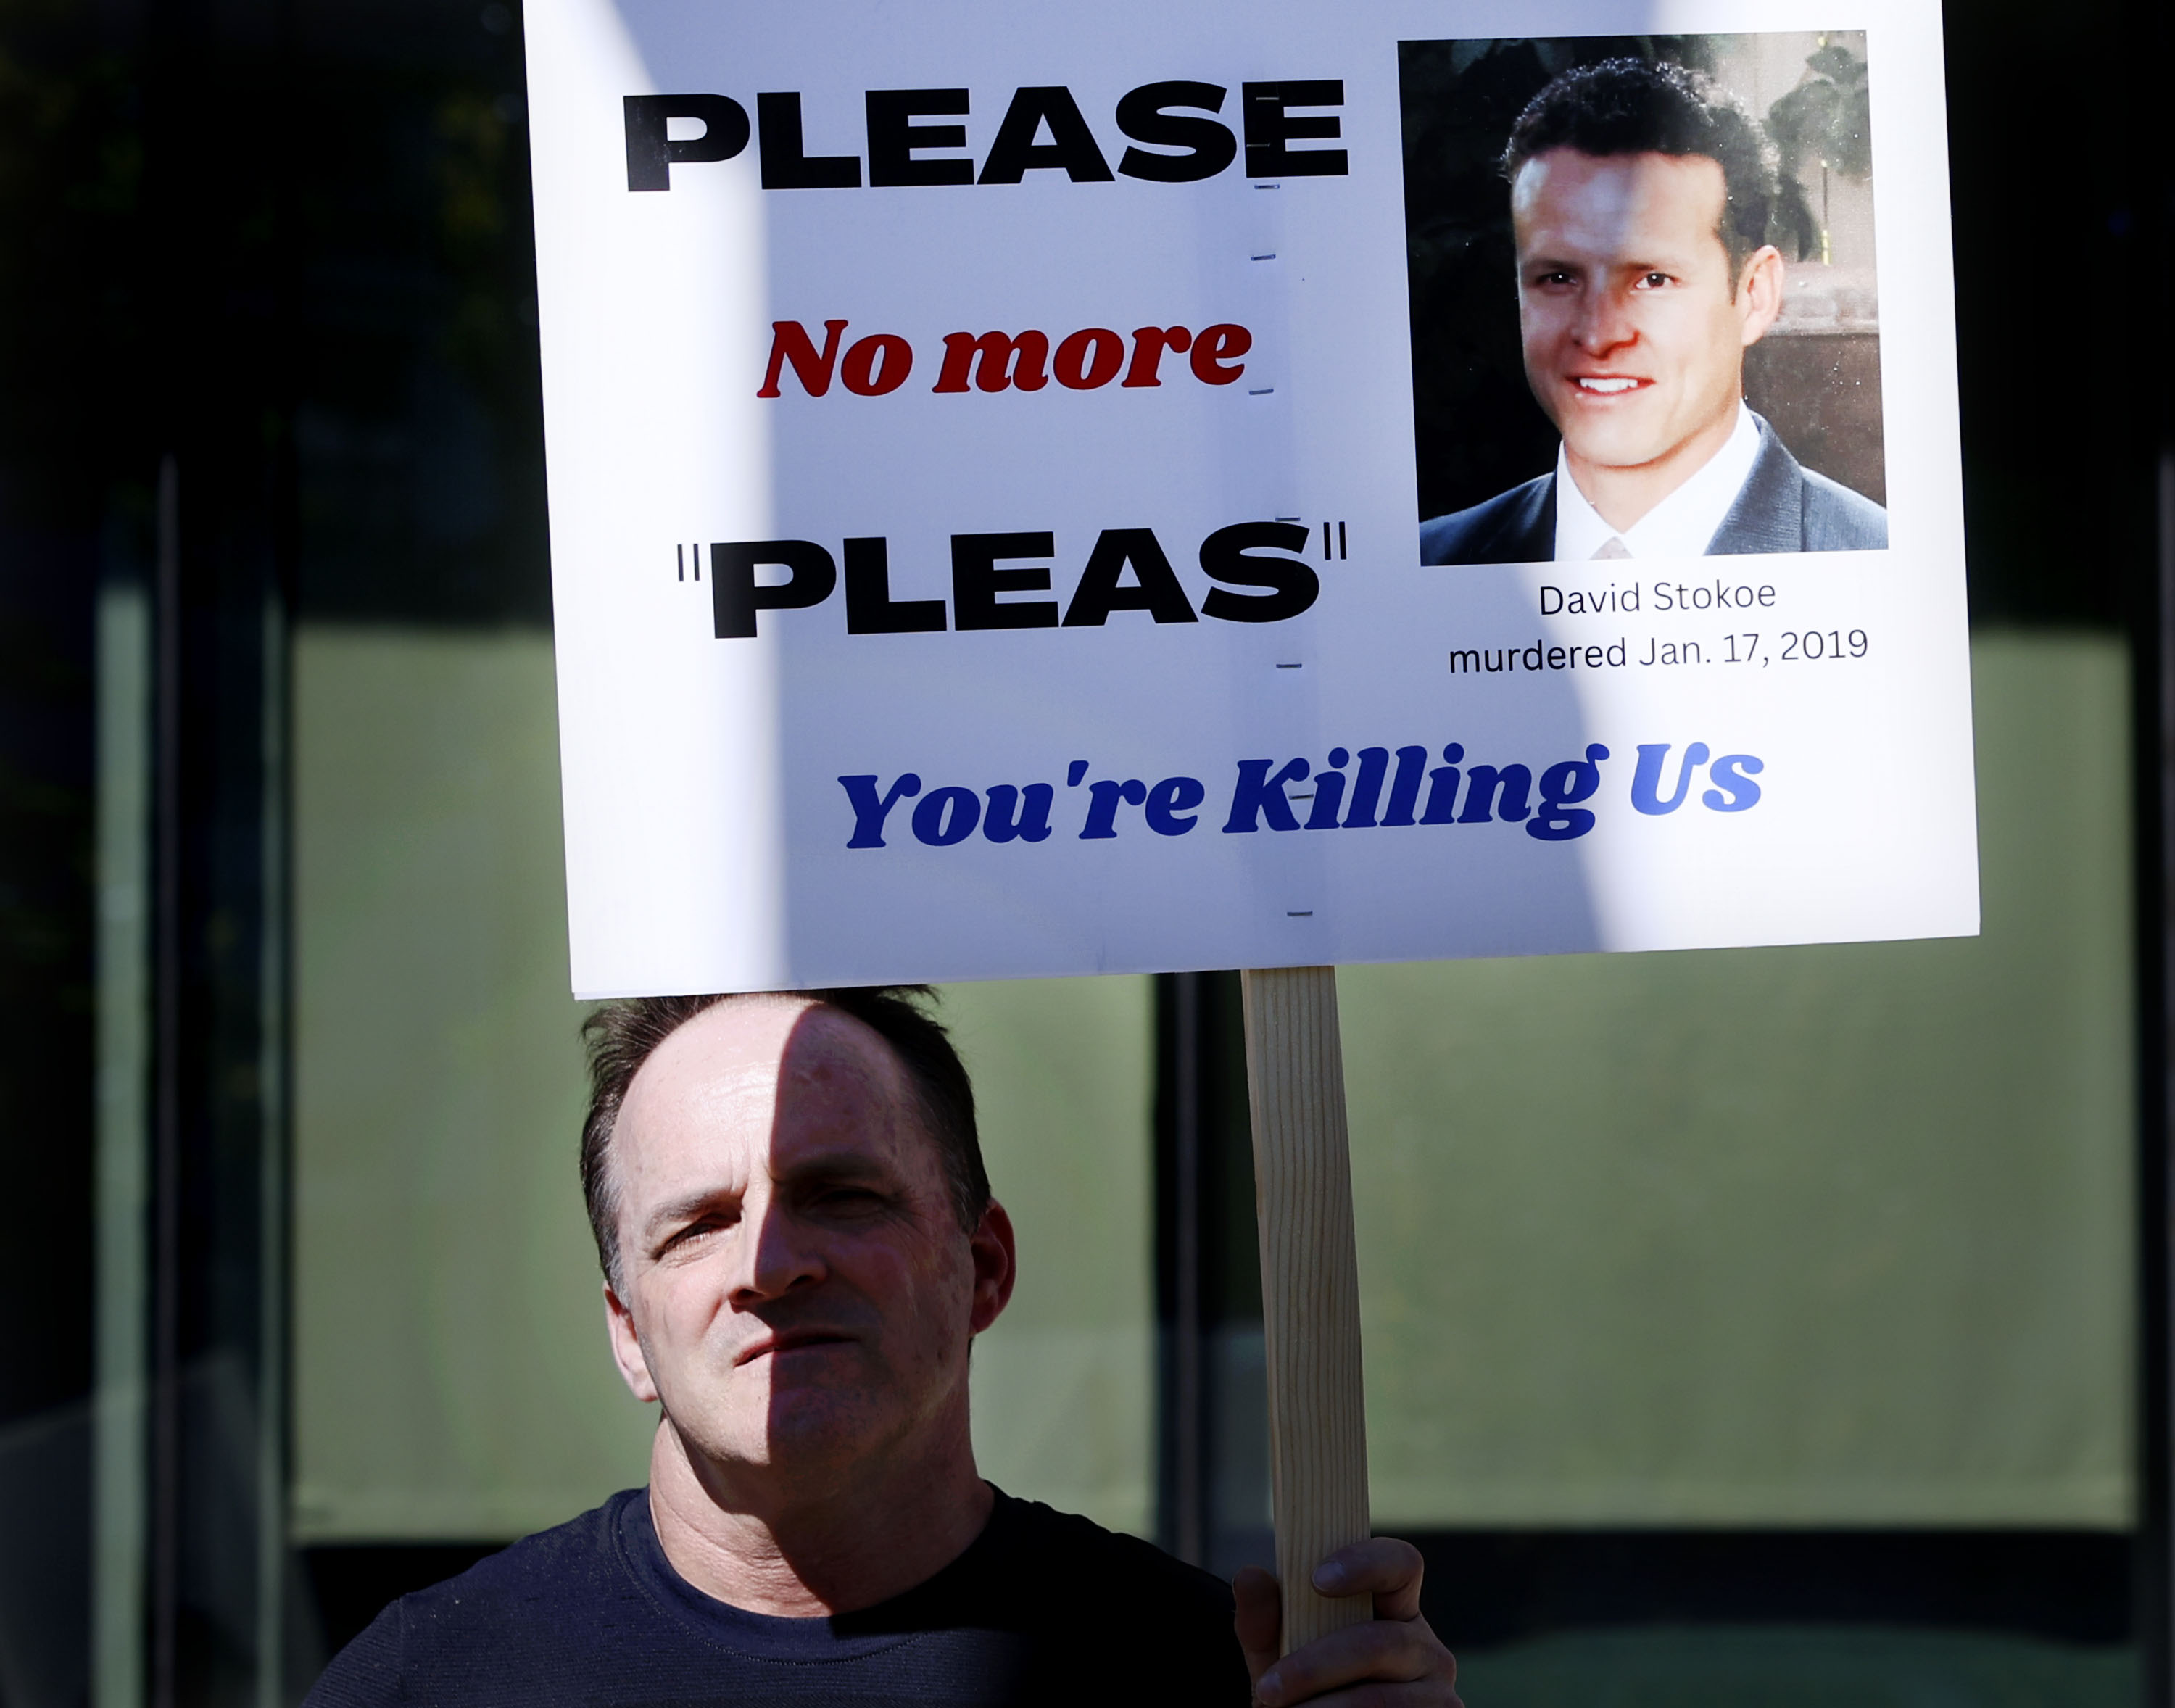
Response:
[1420,58,1888,565]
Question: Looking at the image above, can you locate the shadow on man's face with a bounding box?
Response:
[1510,148,1760,481]
[610,1000,982,1490]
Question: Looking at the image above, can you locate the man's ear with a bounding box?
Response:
[604,1278,660,1404]
[967,1200,1018,1335]
[1738,243,1786,346]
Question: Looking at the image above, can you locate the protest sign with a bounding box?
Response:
[524,0,1972,1644]
[525,0,1972,1001]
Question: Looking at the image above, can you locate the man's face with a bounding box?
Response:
[602,999,1012,1492]
[1512,148,1780,479]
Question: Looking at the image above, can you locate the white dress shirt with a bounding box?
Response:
[1552,404,1763,561]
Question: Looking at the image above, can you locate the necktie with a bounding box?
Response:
[1593,537,1631,560]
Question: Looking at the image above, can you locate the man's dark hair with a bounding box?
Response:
[1504,58,1777,274]
[579,986,988,1290]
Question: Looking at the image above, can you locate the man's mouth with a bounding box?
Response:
[737,1330,855,1367]
[1571,376,1649,395]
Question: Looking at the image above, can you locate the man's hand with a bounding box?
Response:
[1232,1539,1462,1707]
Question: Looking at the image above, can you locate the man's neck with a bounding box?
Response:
[1565,402,1741,534]
[644,1411,995,1618]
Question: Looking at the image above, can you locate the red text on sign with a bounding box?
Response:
[757,319,1252,398]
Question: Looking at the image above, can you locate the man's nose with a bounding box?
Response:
[1572,286,1636,355]
[730,1197,826,1302]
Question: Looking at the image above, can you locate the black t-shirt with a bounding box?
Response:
[305,1486,1251,1707]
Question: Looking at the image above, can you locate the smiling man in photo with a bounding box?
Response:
[1420,57,1888,565]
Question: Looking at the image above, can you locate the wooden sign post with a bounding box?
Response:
[1240,966,1372,1651]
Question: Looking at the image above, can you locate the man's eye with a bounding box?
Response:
[1635,271,1673,289]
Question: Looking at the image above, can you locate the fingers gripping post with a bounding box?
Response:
[1240,966,1372,1654]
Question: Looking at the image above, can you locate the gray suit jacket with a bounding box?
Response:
[1418,413,1887,566]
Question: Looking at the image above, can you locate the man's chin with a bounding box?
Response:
[758,1386,892,1463]
[1554,420,1678,477]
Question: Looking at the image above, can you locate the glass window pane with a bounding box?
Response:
[1347,633,2133,1530]
[291,626,648,1541]
[948,977,1156,1537]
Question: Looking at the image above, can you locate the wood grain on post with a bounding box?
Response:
[1240,966,1372,1654]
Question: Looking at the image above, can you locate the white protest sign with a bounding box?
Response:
[524,0,1974,998]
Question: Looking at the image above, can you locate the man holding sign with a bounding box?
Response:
[383,4,1968,1699]
[306,989,1459,1707]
